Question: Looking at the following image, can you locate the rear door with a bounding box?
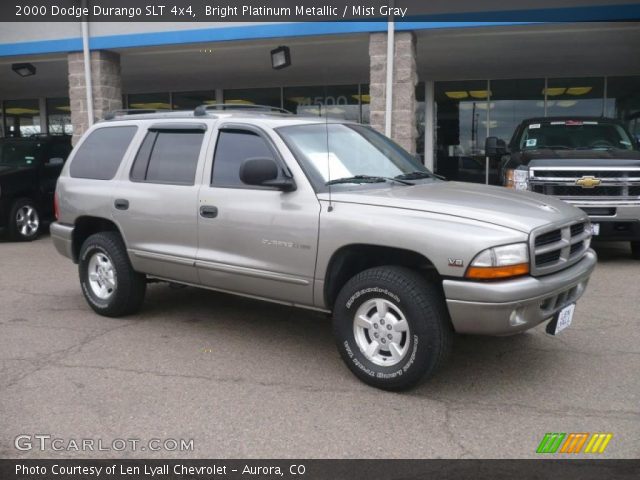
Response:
[112,123,207,284]
[195,124,320,306]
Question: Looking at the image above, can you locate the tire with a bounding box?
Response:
[8,198,41,241]
[631,241,640,260]
[332,266,453,391]
[78,232,146,317]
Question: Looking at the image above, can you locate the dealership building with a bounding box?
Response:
[1,0,639,184]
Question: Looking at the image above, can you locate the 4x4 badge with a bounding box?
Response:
[575,176,601,188]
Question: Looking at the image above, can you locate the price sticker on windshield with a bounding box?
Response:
[529,123,541,129]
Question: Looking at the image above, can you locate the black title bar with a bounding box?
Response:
[4,0,640,22]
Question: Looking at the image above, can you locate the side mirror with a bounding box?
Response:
[239,157,296,191]
[47,157,65,166]
[485,137,507,157]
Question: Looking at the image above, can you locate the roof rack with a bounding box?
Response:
[193,103,292,116]
[104,109,170,120]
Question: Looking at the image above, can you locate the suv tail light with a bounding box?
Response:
[54,191,60,220]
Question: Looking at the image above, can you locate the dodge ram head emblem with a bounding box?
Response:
[575,176,601,188]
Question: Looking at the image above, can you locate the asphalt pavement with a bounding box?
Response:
[0,235,638,458]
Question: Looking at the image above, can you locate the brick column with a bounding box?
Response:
[369,31,418,153]
[68,50,122,145]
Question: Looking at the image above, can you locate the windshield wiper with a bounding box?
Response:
[395,171,445,181]
[325,175,413,186]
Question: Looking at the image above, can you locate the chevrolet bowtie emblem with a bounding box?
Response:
[575,176,601,188]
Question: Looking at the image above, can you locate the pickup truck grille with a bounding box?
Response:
[529,167,640,203]
[530,220,591,276]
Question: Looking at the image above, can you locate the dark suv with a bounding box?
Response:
[0,134,72,240]
[487,117,640,258]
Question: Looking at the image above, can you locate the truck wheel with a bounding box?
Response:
[8,198,41,241]
[631,241,640,260]
[78,232,146,317]
[333,266,452,390]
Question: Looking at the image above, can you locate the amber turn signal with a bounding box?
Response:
[465,263,530,280]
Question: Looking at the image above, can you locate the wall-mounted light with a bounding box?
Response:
[12,63,36,77]
[270,46,291,70]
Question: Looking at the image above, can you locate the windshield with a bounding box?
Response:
[277,123,431,191]
[0,141,42,166]
[519,121,635,151]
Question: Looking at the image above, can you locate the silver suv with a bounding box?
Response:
[51,107,597,390]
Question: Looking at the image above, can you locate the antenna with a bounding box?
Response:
[325,85,333,212]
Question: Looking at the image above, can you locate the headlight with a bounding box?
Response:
[505,167,529,190]
[466,243,530,280]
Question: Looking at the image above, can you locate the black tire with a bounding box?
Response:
[78,232,146,317]
[8,198,41,241]
[332,266,452,391]
[631,241,640,260]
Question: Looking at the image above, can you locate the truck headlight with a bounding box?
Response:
[505,167,529,190]
[466,243,530,280]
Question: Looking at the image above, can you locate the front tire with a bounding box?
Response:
[333,266,452,391]
[79,232,146,317]
[8,198,41,241]
[631,241,640,260]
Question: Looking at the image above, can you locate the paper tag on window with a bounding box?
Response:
[529,123,541,129]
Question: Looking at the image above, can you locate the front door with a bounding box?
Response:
[196,126,320,306]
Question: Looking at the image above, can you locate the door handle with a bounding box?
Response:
[199,205,218,218]
[114,199,129,210]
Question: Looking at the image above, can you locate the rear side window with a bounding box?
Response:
[130,130,204,185]
[212,129,276,187]
[70,126,137,180]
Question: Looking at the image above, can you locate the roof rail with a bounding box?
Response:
[193,103,292,116]
[104,109,170,120]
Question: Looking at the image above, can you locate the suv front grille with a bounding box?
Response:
[530,220,591,276]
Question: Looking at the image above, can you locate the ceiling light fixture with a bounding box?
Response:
[11,63,36,77]
[271,46,291,70]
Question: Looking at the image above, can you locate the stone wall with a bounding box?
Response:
[68,50,122,145]
[369,31,417,153]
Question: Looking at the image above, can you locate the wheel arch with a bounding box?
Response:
[323,244,441,309]
[72,216,124,263]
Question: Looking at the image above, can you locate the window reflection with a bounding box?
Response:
[283,85,361,122]
[4,99,40,137]
[545,77,604,117]
[46,97,72,135]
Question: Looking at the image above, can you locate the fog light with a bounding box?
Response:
[509,307,527,326]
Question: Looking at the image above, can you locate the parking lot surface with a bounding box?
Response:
[1,236,638,458]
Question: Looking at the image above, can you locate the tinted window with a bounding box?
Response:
[130,130,203,185]
[212,130,275,187]
[70,127,137,180]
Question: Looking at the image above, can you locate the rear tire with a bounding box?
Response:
[8,198,41,241]
[79,232,146,317]
[332,266,452,391]
[631,241,640,260]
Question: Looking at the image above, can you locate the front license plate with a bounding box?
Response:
[546,304,576,335]
[590,223,600,236]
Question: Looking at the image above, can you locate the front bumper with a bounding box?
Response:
[50,222,75,261]
[443,249,597,335]
[569,202,640,241]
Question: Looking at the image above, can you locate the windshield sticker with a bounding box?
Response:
[526,139,537,147]
[529,123,541,129]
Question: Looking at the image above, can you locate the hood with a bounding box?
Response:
[322,181,584,233]
[514,148,640,166]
